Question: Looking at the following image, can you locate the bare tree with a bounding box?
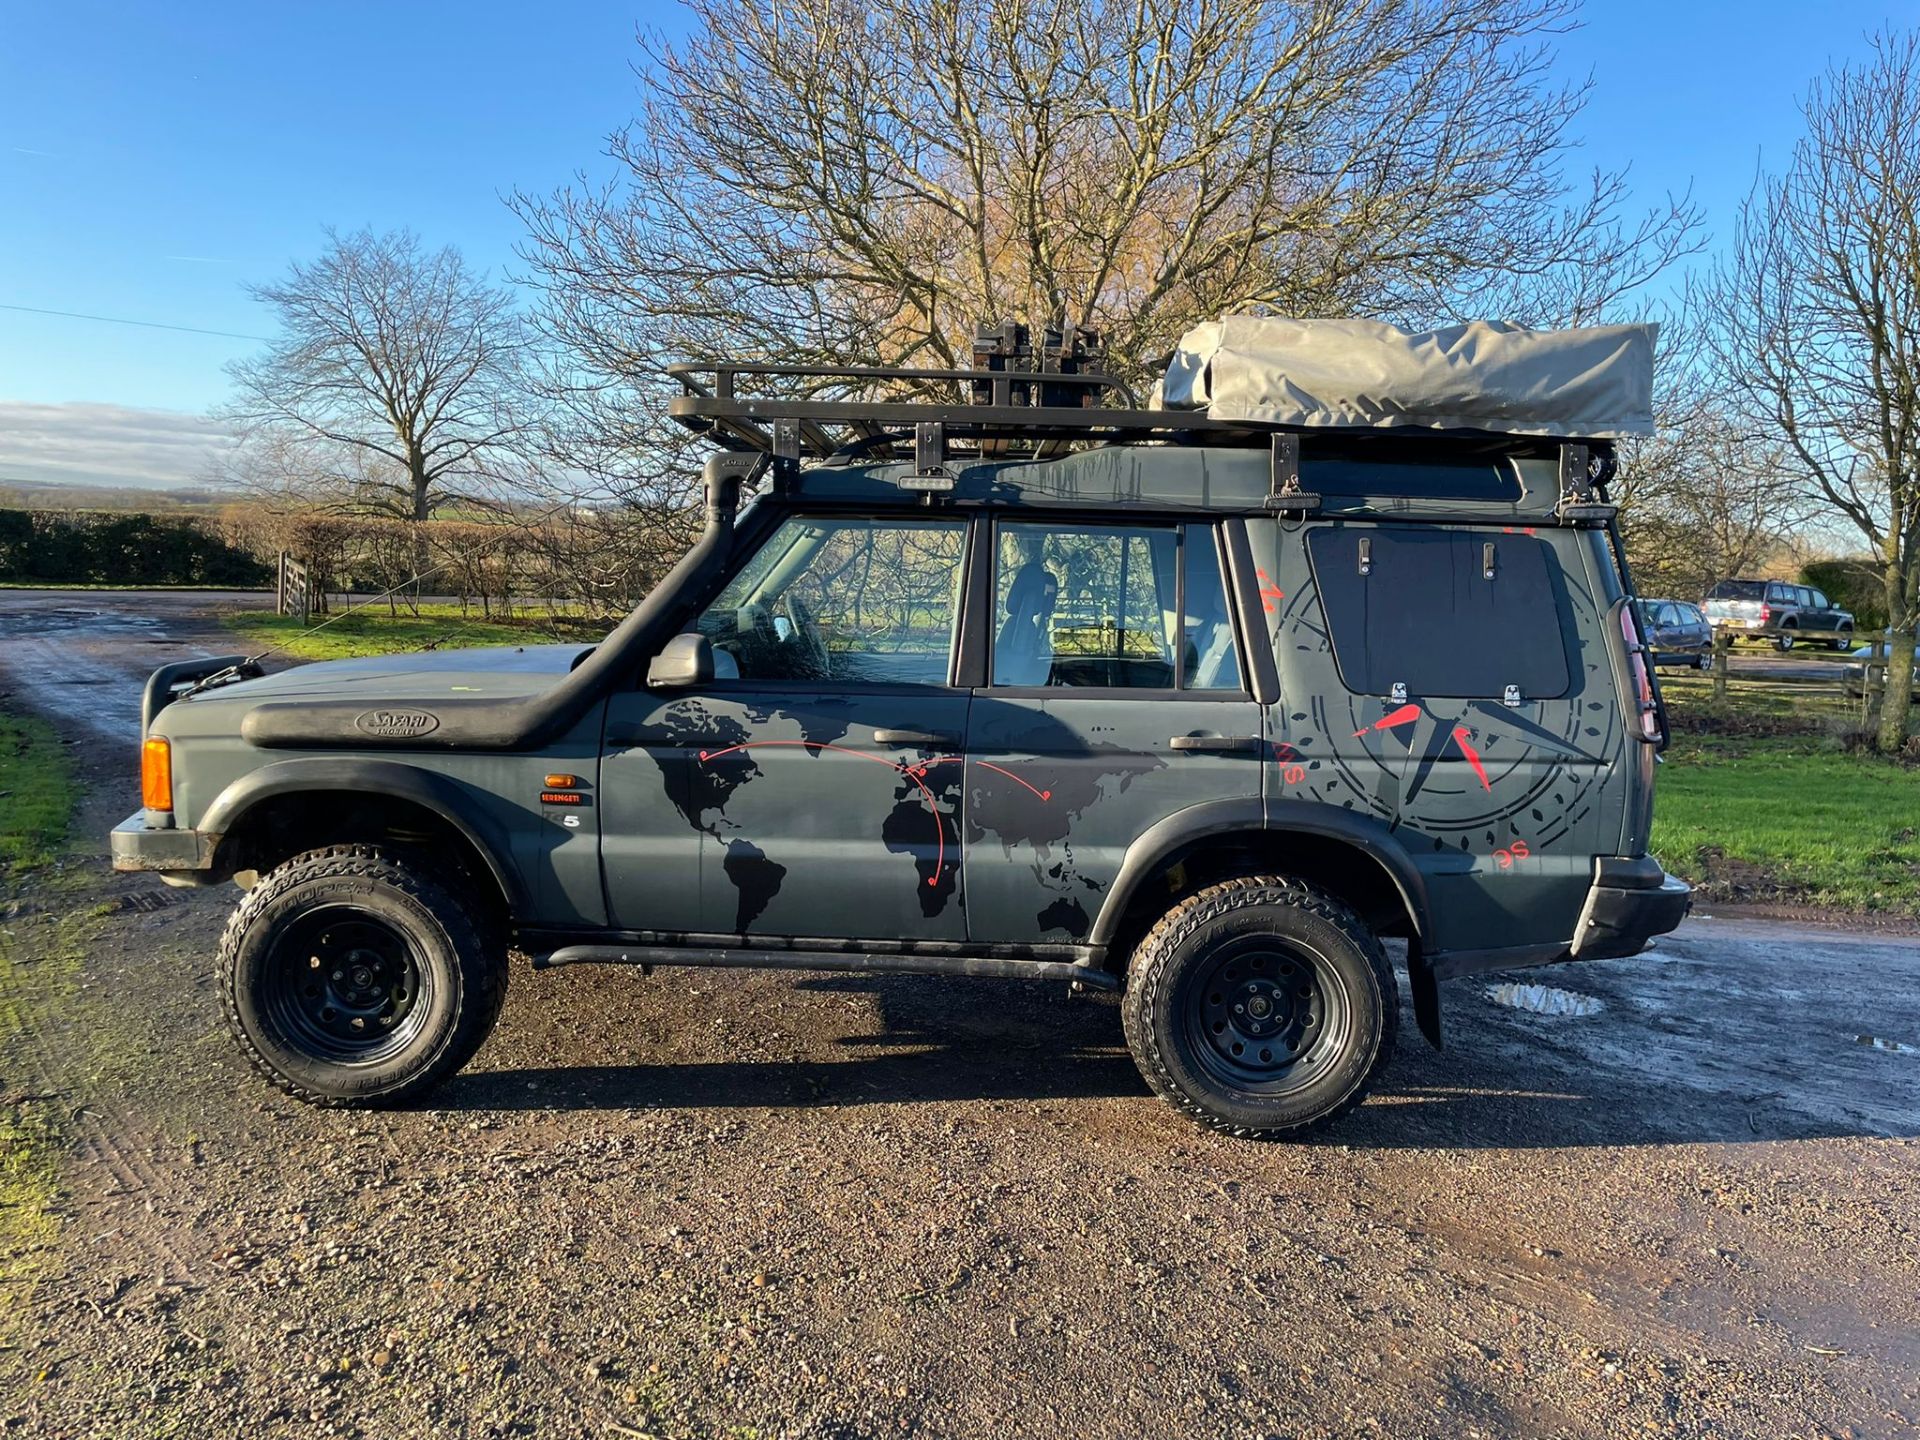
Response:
[1614,396,1812,601]
[1702,31,1920,750]
[221,228,536,522]
[514,0,1697,505]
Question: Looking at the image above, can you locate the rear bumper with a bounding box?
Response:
[111,811,220,884]
[1569,857,1692,960]
[1426,856,1691,980]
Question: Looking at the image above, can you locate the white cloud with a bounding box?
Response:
[0,401,237,490]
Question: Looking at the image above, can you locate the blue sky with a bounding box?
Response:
[0,0,1906,485]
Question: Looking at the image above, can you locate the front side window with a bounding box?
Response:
[695,516,966,685]
[991,521,1242,691]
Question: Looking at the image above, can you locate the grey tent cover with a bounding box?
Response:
[1156,317,1657,439]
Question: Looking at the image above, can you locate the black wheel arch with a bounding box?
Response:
[201,759,522,928]
[1090,798,1432,971]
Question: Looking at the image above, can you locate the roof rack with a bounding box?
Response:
[664,360,1271,462]
[664,324,1617,517]
[666,320,1276,471]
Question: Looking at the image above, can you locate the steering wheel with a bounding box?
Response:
[783,593,833,678]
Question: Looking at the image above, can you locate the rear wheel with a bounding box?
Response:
[218,845,508,1107]
[1776,624,1798,652]
[1121,877,1395,1140]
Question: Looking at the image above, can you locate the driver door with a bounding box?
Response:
[599,514,974,941]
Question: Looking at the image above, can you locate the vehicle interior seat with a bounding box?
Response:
[996,562,1056,686]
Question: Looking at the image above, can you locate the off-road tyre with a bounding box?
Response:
[1121,877,1395,1140]
[1776,624,1798,652]
[1830,627,1854,652]
[218,845,508,1107]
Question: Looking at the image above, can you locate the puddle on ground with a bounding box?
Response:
[1487,983,1604,1017]
[0,607,162,637]
[1854,1034,1919,1056]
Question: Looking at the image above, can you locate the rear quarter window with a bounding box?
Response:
[1306,526,1573,699]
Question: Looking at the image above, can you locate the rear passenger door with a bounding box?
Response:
[962,518,1261,945]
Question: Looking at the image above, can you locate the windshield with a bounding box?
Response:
[1706,580,1766,601]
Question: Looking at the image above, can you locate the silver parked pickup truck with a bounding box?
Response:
[1703,578,1855,652]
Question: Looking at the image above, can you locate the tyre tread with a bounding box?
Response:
[216,844,507,1108]
[1121,875,1395,1141]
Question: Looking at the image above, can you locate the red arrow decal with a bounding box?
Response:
[1353,703,1422,738]
[1451,726,1492,791]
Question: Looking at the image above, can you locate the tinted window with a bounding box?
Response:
[1708,580,1765,601]
[1768,583,1795,604]
[1306,526,1571,699]
[697,516,966,685]
[992,522,1241,691]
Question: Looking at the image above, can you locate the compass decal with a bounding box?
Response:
[1267,558,1621,855]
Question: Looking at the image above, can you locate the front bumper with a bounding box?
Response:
[111,811,219,884]
[1426,856,1691,980]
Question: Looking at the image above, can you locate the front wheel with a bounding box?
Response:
[218,845,508,1107]
[1830,629,1854,652]
[1121,877,1396,1140]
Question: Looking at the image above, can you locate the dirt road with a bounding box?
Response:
[2,592,1916,1440]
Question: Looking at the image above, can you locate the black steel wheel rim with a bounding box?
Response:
[1178,936,1351,1095]
[262,906,431,1064]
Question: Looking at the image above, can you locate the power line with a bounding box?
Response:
[0,302,269,343]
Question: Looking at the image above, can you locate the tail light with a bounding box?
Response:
[1619,609,1659,741]
[141,737,173,812]
[1759,604,1772,622]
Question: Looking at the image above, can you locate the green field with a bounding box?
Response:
[0,708,76,1337]
[0,711,76,873]
[1652,670,1920,915]
[224,602,610,662]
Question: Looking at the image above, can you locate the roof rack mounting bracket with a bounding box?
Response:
[1265,433,1320,513]
[903,421,956,494]
[1556,441,1618,525]
[771,419,802,492]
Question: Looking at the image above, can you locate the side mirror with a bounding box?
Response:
[647,632,714,689]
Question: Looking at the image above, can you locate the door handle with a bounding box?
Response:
[873,728,958,747]
[1169,734,1260,753]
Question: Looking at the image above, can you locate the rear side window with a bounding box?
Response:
[1768,583,1796,604]
[1306,526,1572,699]
[990,521,1243,691]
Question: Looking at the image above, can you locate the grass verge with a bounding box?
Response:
[224,601,610,662]
[0,708,80,1342]
[1652,670,1920,915]
[0,712,75,873]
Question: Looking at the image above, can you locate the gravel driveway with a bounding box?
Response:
[2,590,1916,1440]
